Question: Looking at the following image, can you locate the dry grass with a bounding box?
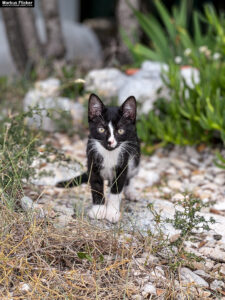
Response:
[0,203,147,299]
[1,202,222,300]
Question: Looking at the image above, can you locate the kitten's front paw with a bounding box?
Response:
[88,205,107,220]
[105,206,121,223]
[124,187,139,201]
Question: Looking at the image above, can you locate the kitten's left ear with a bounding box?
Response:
[88,93,104,120]
[121,96,136,121]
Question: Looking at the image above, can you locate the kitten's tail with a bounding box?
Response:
[56,173,89,188]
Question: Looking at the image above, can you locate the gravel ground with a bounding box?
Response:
[22,134,225,298]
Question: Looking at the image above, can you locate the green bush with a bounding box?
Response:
[136,5,225,155]
[138,58,225,149]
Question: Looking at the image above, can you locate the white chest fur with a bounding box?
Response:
[95,141,121,181]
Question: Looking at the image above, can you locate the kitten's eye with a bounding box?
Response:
[98,127,105,133]
[118,128,125,135]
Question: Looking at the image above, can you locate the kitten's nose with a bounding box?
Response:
[108,139,116,148]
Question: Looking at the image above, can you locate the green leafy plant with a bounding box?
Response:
[147,195,215,270]
[60,66,85,99]
[166,195,215,240]
[139,63,225,147]
[137,5,225,153]
[124,0,216,64]
[166,195,215,269]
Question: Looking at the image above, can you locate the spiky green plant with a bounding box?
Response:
[136,5,225,158]
[123,0,216,64]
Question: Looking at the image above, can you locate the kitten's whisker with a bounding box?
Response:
[121,144,138,157]
[120,146,137,169]
[123,143,139,156]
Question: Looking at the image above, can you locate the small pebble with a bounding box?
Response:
[172,193,184,202]
[167,180,182,190]
[220,265,225,275]
[210,280,225,291]
[180,267,209,288]
[19,283,30,292]
[213,234,222,241]
[141,283,156,296]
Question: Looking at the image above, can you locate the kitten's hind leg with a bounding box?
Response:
[88,175,106,220]
[124,178,139,201]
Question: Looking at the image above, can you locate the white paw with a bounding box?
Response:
[124,187,139,201]
[88,205,107,220]
[105,206,121,223]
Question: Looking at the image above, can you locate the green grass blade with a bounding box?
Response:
[154,0,176,40]
[177,0,188,28]
[133,11,169,52]
[193,11,203,46]
[133,44,163,61]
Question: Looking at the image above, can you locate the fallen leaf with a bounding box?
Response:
[197,144,206,152]
[156,289,165,296]
[192,169,204,175]
[39,163,47,168]
[198,240,207,249]
[210,208,224,215]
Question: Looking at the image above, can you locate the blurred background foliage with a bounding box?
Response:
[127,1,225,170]
[0,0,225,167]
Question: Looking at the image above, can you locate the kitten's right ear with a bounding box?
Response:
[88,94,104,120]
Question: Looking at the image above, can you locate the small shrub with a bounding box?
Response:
[0,110,41,208]
[166,195,215,269]
[166,195,215,241]
[148,195,215,270]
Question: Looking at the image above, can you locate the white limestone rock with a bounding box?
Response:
[118,61,169,114]
[20,196,45,218]
[31,161,82,186]
[84,61,200,115]
[23,78,84,132]
[85,68,128,97]
[199,246,225,263]
[21,196,34,211]
[180,267,209,288]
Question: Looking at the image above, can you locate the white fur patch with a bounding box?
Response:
[95,141,122,181]
[127,154,139,178]
[108,122,117,148]
[105,193,121,223]
[124,178,138,201]
[88,205,107,220]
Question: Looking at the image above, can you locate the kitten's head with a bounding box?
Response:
[88,93,137,151]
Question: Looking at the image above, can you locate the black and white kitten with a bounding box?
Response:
[57,93,140,223]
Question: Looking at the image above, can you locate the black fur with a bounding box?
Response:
[56,173,88,188]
